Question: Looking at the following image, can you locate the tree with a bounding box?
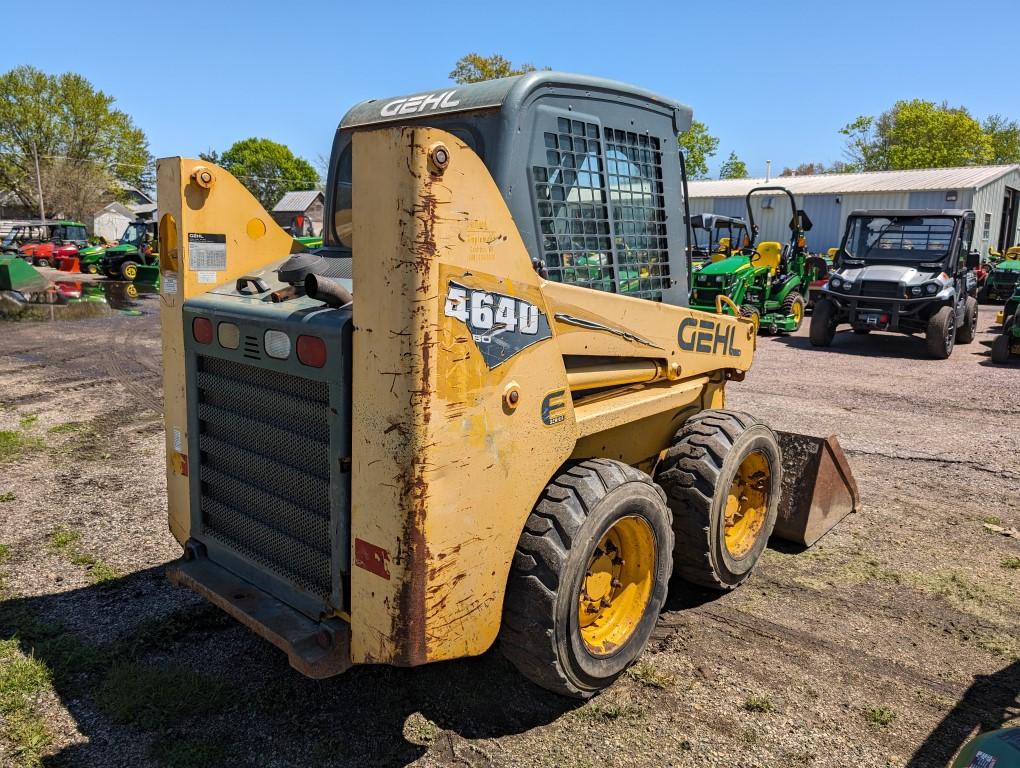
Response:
[841,100,992,171]
[0,65,152,221]
[678,120,719,179]
[780,160,851,177]
[450,54,541,84]
[216,138,318,210]
[983,114,1020,164]
[718,151,748,179]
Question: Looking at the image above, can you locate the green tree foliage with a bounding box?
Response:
[982,114,1020,164]
[449,54,541,84]
[780,161,851,177]
[678,120,719,179]
[841,100,993,170]
[0,65,152,220]
[216,138,318,210]
[718,151,748,179]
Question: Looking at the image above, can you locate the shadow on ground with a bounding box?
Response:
[907,659,1020,767]
[0,566,578,767]
[768,329,982,361]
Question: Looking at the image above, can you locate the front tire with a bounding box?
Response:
[121,261,139,281]
[956,296,978,344]
[977,286,990,304]
[926,305,956,359]
[655,410,781,591]
[501,459,673,699]
[782,291,805,332]
[991,332,1011,363]
[809,298,837,347]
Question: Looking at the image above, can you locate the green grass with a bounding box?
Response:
[0,491,15,502]
[983,516,1003,526]
[626,660,674,689]
[0,544,10,565]
[47,527,120,585]
[0,637,54,767]
[864,706,896,726]
[17,415,37,429]
[576,700,645,722]
[97,662,235,730]
[46,422,86,434]
[0,430,42,463]
[1002,557,1020,570]
[743,694,775,713]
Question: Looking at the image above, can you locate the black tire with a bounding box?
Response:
[121,260,139,281]
[655,410,781,591]
[36,258,49,268]
[501,459,673,699]
[809,298,837,347]
[956,296,978,344]
[925,305,956,359]
[739,304,760,329]
[977,286,989,305]
[991,330,1007,363]
[781,291,805,332]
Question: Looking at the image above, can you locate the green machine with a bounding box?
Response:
[78,243,107,274]
[979,258,1020,303]
[688,186,819,333]
[991,283,1020,363]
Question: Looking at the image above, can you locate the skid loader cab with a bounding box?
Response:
[160,71,858,700]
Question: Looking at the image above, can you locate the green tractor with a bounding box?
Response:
[688,185,818,333]
[978,255,1020,304]
[992,283,1020,363]
[98,220,156,280]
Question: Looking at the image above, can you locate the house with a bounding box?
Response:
[687,165,1020,255]
[272,190,324,237]
[93,202,140,242]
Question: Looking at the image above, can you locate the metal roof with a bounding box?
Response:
[273,190,324,212]
[687,165,1020,198]
[339,71,692,132]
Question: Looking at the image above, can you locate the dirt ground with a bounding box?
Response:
[0,275,1017,768]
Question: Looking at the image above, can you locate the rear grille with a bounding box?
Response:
[195,355,332,601]
[860,281,902,299]
[995,272,1018,285]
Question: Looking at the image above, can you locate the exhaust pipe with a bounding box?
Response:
[305,274,352,308]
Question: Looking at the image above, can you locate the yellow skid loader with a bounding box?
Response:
[157,72,858,697]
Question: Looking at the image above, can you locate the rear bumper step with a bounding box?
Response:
[167,547,351,679]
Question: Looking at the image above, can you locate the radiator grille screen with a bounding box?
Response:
[195,355,332,601]
[860,281,902,299]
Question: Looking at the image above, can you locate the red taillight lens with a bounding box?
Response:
[192,317,213,344]
[296,335,326,367]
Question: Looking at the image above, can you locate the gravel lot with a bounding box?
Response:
[0,276,1017,767]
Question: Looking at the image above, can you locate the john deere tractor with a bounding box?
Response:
[689,186,818,333]
[992,282,1020,363]
[978,253,1020,304]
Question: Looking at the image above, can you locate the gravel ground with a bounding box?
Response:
[0,280,1016,768]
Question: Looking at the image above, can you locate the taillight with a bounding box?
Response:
[296,335,326,368]
[192,317,213,344]
[217,322,239,349]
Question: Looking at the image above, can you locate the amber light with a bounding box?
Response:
[297,335,326,367]
[192,317,213,344]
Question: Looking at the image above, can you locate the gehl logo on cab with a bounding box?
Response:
[677,316,742,357]
[380,90,460,117]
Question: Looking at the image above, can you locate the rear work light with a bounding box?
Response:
[192,317,213,344]
[217,322,240,349]
[296,335,327,368]
[264,330,291,359]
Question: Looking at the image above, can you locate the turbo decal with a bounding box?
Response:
[444,280,552,368]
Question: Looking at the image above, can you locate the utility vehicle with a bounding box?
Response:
[810,209,980,359]
[99,220,156,279]
[18,220,88,266]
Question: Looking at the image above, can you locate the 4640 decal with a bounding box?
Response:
[443,281,552,368]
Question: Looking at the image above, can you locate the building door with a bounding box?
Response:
[998,187,1019,252]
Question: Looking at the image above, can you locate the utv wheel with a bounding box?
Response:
[501,459,673,698]
[121,261,139,280]
[977,286,989,305]
[655,410,781,591]
[781,292,805,332]
[809,298,837,347]
[926,306,956,359]
[956,296,978,344]
[36,258,49,268]
[991,325,1012,364]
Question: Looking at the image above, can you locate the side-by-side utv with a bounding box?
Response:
[810,210,980,359]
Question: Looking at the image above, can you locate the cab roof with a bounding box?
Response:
[848,209,973,218]
[339,71,693,134]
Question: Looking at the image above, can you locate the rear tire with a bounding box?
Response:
[36,258,49,268]
[501,459,673,699]
[655,410,781,591]
[956,296,978,344]
[739,304,760,329]
[809,298,837,347]
[925,305,956,359]
[991,332,1011,363]
[781,291,805,332]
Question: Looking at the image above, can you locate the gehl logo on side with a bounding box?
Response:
[380,90,461,117]
[677,317,742,357]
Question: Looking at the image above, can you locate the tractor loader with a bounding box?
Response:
[157,72,858,698]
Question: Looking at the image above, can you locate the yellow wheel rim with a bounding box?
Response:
[125,264,137,279]
[792,301,803,324]
[724,451,771,558]
[578,515,656,656]
[126,284,138,299]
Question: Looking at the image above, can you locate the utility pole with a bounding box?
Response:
[32,143,45,221]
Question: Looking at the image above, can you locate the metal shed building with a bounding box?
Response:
[687,165,1020,256]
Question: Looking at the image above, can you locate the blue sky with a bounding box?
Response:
[2,0,1017,179]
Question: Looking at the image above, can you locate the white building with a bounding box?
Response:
[687,165,1020,255]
